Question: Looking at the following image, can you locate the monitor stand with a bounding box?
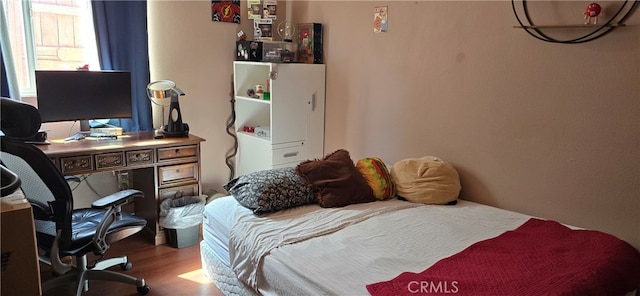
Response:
[82,120,123,137]
[80,120,91,132]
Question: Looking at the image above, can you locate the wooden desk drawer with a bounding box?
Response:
[95,152,124,169]
[61,155,93,174]
[157,145,198,161]
[158,163,198,186]
[159,184,199,201]
[126,149,154,166]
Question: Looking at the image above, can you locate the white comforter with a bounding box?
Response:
[229,199,421,289]
[228,199,534,296]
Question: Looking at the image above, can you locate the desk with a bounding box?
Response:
[39,131,206,245]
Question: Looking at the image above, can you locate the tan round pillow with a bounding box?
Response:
[390,156,461,204]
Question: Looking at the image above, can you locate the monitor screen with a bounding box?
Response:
[35,70,133,123]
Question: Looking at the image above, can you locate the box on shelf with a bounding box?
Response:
[236,40,296,63]
[236,40,263,61]
[254,126,270,138]
[262,41,296,63]
[296,23,323,64]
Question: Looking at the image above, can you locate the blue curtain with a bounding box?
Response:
[92,0,152,132]
[1,48,9,98]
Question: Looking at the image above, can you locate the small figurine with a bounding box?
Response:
[237,30,247,41]
[584,3,601,25]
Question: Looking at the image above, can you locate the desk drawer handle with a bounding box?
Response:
[283,152,299,158]
[175,169,181,173]
[175,149,181,155]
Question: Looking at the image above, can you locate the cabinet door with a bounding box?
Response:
[236,134,272,176]
[271,64,324,145]
[302,65,325,159]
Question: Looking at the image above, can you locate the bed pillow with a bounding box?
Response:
[223,167,317,214]
[390,156,461,205]
[356,157,396,200]
[295,149,375,208]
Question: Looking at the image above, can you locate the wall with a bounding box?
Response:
[149,1,639,249]
[147,0,288,190]
[148,1,240,190]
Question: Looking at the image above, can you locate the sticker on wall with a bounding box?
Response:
[373,6,388,33]
[212,0,241,23]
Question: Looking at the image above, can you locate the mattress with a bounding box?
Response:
[200,241,256,296]
[201,196,639,296]
[202,195,242,267]
[201,196,534,295]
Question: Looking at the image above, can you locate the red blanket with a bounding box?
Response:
[367,218,640,296]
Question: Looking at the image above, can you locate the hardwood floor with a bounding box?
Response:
[40,232,224,296]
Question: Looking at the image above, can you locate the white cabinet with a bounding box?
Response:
[233,61,325,176]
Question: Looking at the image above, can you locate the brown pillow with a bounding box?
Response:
[295,149,375,208]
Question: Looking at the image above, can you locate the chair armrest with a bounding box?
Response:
[92,189,144,209]
[64,175,81,183]
[0,164,21,197]
[91,189,144,254]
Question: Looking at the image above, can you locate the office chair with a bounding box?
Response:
[0,98,150,295]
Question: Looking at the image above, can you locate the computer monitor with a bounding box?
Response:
[35,70,133,124]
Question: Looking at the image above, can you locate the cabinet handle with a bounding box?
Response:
[175,149,181,155]
[310,94,316,111]
[283,152,299,158]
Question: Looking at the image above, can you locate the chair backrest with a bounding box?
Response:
[0,98,74,247]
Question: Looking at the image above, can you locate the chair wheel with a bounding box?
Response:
[120,262,133,270]
[137,285,150,295]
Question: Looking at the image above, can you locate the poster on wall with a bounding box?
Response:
[373,6,388,33]
[212,0,241,23]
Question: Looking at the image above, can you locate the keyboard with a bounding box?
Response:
[64,132,85,141]
[88,132,118,139]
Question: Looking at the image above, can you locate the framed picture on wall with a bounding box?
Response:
[211,0,240,23]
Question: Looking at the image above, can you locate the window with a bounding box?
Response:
[3,0,99,97]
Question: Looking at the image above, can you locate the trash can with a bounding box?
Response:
[159,196,205,248]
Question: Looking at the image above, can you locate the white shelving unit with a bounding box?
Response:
[233,61,326,176]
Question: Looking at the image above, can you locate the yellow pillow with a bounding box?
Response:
[356,157,396,200]
[390,156,460,204]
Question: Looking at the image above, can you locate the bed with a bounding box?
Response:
[200,152,640,295]
[200,195,640,296]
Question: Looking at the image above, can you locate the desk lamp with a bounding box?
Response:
[146,80,189,138]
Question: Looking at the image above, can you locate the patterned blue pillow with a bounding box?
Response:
[223,167,317,214]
